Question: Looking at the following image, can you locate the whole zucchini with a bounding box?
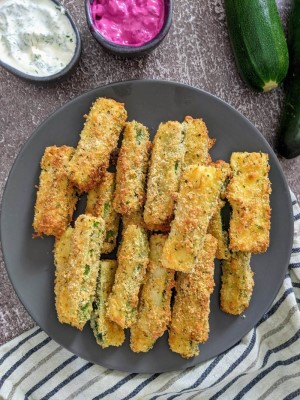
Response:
[278,0,300,159]
[225,0,289,92]
[287,0,300,72]
[278,75,300,158]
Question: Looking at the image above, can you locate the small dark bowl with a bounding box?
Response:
[0,0,82,83]
[85,0,172,58]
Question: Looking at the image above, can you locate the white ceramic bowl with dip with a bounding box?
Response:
[0,0,81,82]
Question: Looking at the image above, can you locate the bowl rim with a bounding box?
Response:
[0,0,82,82]
[85,0,173,55]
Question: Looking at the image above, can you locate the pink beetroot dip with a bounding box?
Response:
[90,0,165,47]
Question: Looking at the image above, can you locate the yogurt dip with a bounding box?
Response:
[0,0,77,77]
[90,0,165,47]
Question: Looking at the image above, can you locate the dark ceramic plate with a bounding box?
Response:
[1,80,293,373]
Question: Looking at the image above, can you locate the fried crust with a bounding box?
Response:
[107,224,149,328]
[168,330,199,359]
[169,234,217,344]
[33,146,77,238]
[220,252,254,315]
[91,260,125,348]
[113,121,151,215]
[182,116,212,168]
[54,215,105,330]
[122,210,145,230]
[207,200,230,260]
[86,172,120,254]
[162,164,227,272]
[130,234,175,352]
[54,226,74,326]
[144,121,184,231]
[67,98,127,192]
[226,152,271,253]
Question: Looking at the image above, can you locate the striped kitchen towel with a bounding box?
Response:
[0,192,299,400]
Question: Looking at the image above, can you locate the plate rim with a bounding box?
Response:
[0,79,294,373]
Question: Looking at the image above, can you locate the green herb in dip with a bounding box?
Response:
[0,0,76,77]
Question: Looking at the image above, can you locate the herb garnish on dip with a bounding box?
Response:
[0,0,77,77]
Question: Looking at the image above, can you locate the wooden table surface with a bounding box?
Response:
[0,0,299,344]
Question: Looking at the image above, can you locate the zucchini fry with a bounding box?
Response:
[54,226,74,323]
[226,152,271,253]
[162,164,227,272]
[91,260,125,348]
[33,146,77,238]
[144,121,184,231]
[67,98,127,192]
[182,116,214,168]
[207,200,230,260]
[122,211,144,230]
[207,161,231,259]
[54,214,105,330]
[183,119,230,261]
[86,172,120,254]
[214,160,232,197]
[107,224,149,328]
[220,252,254,315]
[113,121,151,215]
[168,331,199,359]
[130,234,175,353]
[169,234,217,345]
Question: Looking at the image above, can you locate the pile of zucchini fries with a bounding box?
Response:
[33,97,271,359]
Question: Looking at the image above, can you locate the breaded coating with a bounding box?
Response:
[54,214,105,330]
[182,116,214,168]
[130,235,175,352]
[207,161,231,259]
[221,252,254,315]
[86,172,120,254]
[168,330,199,359]
[122,210,144,230]
[107,224,149,328]
[226,152,271,253]
[169,234,217,347]
[162,164,227,272]
[144,121,184,231]
[33,146,77,238]
[67,98,127,192]
[54,226,74,323]
[213,160,232,197]
[208,200,230,260]
[113,121,151,215]
[169,236,217,359]
[91,260,125,348]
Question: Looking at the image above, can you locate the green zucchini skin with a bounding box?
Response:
[225,0,289,92]
[278,78,300,159]
[287,0,300,72]
[278,0,300,159]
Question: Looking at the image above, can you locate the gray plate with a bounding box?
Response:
[0,80,293,373]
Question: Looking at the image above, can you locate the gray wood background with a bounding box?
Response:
[0,0,298,344]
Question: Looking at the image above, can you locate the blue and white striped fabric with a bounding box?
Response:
[0,192,299,400]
